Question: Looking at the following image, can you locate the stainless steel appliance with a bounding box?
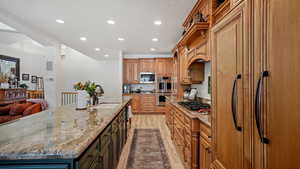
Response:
[157,76,172,93]
[156,93,171,106]
[178,101,210,112]
[123,84,131,93]
[140,72,155,83]
[183,88,198,100]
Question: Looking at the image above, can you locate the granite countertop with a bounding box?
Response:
[166,96,211,127]
[0,96,131,160]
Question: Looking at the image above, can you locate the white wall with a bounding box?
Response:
[59,47,123,103]
[191,62,211,100]
[0,31,60,107]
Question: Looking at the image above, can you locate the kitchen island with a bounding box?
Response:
[0,96,131,169]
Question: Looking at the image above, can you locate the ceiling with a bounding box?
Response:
[0,0,196,58]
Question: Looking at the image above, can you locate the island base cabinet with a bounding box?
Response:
[100,142,113,169]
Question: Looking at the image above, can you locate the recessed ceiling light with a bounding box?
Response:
[152,38,159,42]
[80,37,87,41]
[118,37,125,41]
[107,20,115,25]
[154,20,162,25]
[150,48,156,51]
[104,54,109,57]
[56,19,65,24]
[95,48,100,51]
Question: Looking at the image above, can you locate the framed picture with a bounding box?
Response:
[22,74,30,81]
[31,76,37,83]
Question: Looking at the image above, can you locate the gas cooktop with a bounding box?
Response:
[178,101,210,111]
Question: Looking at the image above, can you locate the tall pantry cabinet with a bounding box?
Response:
[211,2,250,169]
[211,0,300,169]
[252,0,300,169]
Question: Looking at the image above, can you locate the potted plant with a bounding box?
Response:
[83,81,104,105]
[73,81,104,110]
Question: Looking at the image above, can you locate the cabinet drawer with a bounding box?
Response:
[200,123,211,143]
[184,116,192,129]
[78,140,99,169]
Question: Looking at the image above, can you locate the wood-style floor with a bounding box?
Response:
[117,115,185,169]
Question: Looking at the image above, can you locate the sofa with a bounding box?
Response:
[0,102,42,124]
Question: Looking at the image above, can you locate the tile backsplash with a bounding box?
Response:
[130,84,155,91]
[191,62,211,100]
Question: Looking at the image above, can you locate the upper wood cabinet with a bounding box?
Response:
[155,58,173,77]
[139,59,155,72]
[123,59,139,84]
[123,58,174,84]
[252,0,300,169]
[211,3,249,169]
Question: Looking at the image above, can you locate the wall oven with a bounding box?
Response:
[157,76,172,93]
[156,93,171,106]
[140,72,155,83]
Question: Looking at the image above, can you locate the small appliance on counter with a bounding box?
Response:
[123,84,131,94]
[183,88,198,100]
[140,72,155,83]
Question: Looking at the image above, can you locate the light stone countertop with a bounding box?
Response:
[0,96,131,160]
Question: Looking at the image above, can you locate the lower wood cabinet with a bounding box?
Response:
[166,100,212,169]
[127,94,165,114]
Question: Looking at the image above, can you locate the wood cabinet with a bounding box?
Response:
[139,58,155,72]
[199,138,212,169]
[252,0,300,169]
[131,94,140,113]
[123,59,139,84]
[140,94,156,113]
[166,100,212,169]
[211,3,248,169]
[155,58,173,76]
[123,58,174,84]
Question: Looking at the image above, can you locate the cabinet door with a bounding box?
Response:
[140,59,155,72]
[123,59,139,84]
[100,140,113,169]
[211,3,247,169]
[155,58,166,76]
[200,137,212,169]
[112,129,120,169]
[253,0,300,169]
[131,95,140,112]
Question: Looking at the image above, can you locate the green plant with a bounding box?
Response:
[84,81,97,97]
[74,81,104,97]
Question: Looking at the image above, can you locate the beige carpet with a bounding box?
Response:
[126,129,172,169]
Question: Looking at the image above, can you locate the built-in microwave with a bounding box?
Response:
[140,72,155,83]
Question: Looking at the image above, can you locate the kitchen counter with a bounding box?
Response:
[166,96,211,127]
[0,96,131,160]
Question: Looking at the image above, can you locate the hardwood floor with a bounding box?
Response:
[117,114,185,169]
